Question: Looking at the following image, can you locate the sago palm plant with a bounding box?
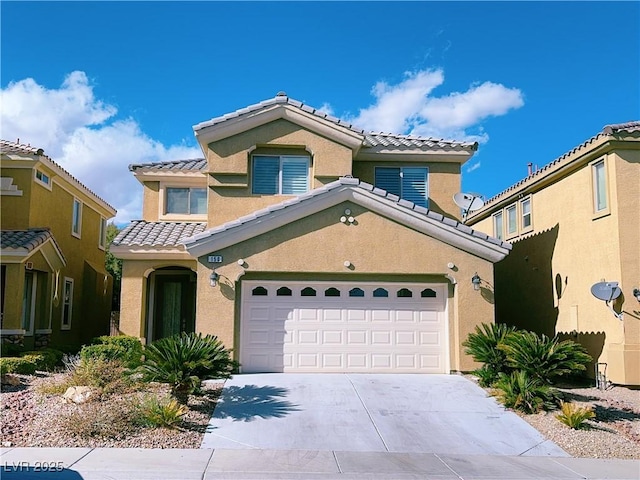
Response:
[499,331,591,384]
[492,371,558,414]
[462,322,517,386]
[555,401,595,429]
[137,332,238,401]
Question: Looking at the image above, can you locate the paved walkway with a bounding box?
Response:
[1,447,639,479]
[202,373,565,456]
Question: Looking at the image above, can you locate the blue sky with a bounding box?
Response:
[2,1,638,224]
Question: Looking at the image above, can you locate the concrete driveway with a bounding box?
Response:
[201,374,567,456]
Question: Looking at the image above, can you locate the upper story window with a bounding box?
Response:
[506,204,517,236]
[493,211,504,240]
[72,199,82,237]
[166,187,206,215]
[35,169,51,188]
[592,160,607,213]
[99,217,107,249]
[520,197,532,229]
[375,167,428,208]
[252,155,309,195]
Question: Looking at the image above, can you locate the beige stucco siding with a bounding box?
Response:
[353,162,461,219]
[1,169,32,229]
[142,181,160,221]
[192,202,496,373]
[206,119,353,225]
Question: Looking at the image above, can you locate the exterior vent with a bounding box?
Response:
[25,262,34,270]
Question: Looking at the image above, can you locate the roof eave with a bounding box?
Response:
[110,245,193,260]
[194,104,365,153]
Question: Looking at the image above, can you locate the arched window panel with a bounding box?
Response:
[349,287,365,297]
[421,288,437,298]
[397,288,413,298]
[301,287,317,297]
[276,286,292,296]
[373,288,388,298]
[324,287,341,297]
[252,286,268,296]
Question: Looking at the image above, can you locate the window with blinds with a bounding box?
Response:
[252,155,309,195]
[374,167,429,207]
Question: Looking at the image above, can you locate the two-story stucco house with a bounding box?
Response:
[1,140,117,350]
[466,122,640,386]
[111,93,511,374]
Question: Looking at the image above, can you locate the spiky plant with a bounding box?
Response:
[137,333,238,401]
[555,401,595,429]
[499,331,592,384]
[492,371,558,414]
[463,323,518,380]
[137,396,189,429]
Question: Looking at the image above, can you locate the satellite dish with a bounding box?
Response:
[453,192,485,220]
[590,281,623,320]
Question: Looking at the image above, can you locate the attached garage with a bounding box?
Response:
[240,281,448,373]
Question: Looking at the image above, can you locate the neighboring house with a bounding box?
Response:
[0,140,117,350]
[466,122,640,386]
[111,92,511,374]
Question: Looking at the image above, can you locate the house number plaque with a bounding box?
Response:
[208,255,223,263]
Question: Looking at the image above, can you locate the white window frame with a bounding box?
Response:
[592,159,609,215]
[520,197,532,231]
[61,277,73,330]
[34,169,52,190]
[251,155,310,195]
[99,217,107,250]
[492,211,504,240]
[158,181,208,221]
[72,198,82,238]
[506,204,517,236]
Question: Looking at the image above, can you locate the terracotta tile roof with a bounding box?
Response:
[183,177,510,250]
[475,121,640,211]
[129,158,207,173]
[1,228,66,262]
[0,139,117,214]
[193,93,477,152]
[112,221,207,248]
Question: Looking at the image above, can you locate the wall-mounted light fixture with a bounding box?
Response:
[209,270,219,287]
[471,273,481,291]
[634,288,640,302]
[340,209,356,225]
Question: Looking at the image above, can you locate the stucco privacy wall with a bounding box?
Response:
[119,259,197,339]
[192,202,496,373]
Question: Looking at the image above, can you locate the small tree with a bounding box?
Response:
[105,223,122,310]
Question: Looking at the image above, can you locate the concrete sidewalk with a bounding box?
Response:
[1,448,639,479]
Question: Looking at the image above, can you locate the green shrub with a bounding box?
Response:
[500,331,592,384]
[22,348,64,371]
[555,401,595,429]
[1,344,25,357]
[137,332,238,401]
[492,371,558,414]
[136,395,188,429]
[471,365,502,387]
[79,336,143,368]
[463,323,517,380]
[0,356,37,375]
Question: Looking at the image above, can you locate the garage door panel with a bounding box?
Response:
[241,282,447,373]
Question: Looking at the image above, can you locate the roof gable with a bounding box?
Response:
[0,228,66,270]
[182,178,511,263]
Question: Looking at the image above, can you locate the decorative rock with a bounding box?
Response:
[1,374,21,386]
[62,386,93,404]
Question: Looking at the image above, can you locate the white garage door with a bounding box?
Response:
[240,281,448,373]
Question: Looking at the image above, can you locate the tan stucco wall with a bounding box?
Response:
[191,202,496,373]
[1,169,32,229]
[353,161,461,219]
[206,119,354,225]
[469,145,640,384]
[142,181,160,221]
[119,259,197,341]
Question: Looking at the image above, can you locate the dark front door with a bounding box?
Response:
[153,273,195,341]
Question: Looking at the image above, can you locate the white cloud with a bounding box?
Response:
[317,102,334,116]
[349,69,524,143]
[465,161,481,173]
[0,72,201,224]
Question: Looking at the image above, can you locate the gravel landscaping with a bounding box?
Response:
[2,372,639,459]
